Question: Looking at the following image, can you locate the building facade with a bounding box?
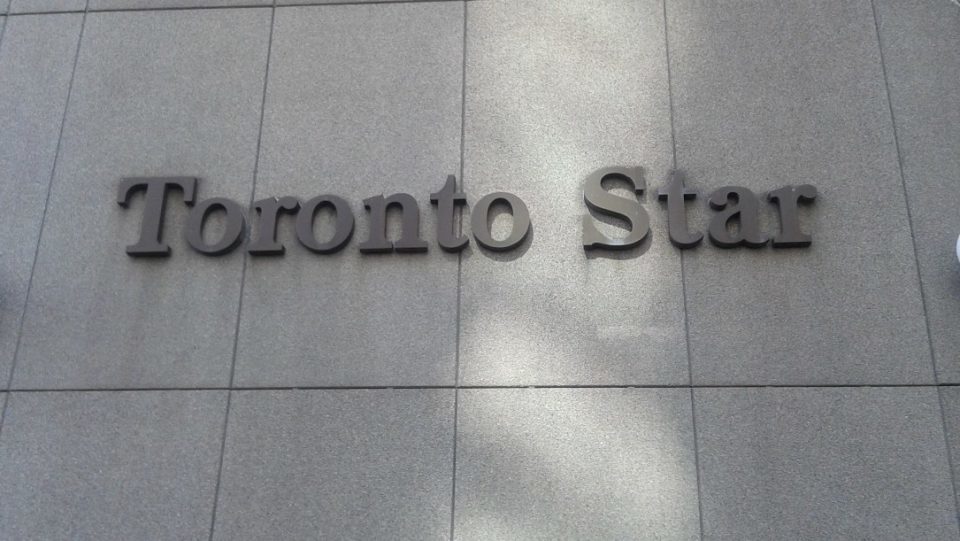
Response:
[0,0,958,538]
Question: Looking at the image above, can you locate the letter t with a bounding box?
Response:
[657,171,702,248]
[117,177,197,256]
[430,175,468,252]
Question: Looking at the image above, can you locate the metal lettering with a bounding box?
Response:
[359,193,428,253]
[430,175,468,252]
[707,186,768,248]
[472,192,531,252]
[296,195,354,254]
[184,197,246,255]
[248,196,300,255]
[582,167,649,250]
[657,171,702,249]
[117,176,197,256]
[768,184,817,248]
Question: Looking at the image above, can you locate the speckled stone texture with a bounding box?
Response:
[0,1,954,539]
[939,387,960,509]
[8,0,85,13]
[90,0,271,9]
[0,13,81,386]
[874,0,960,383]
[279,0,457,4]
[13,8,271,388]
[458,0,688,386]
[233,2,463,386]
[454,388,700,539]
[0,391,226,540]
[212,389,455,540]
[695,387,959,540]
[669,0,933,385]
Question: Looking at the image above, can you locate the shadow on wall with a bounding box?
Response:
[453,388,700,539]
[448,0,703,533]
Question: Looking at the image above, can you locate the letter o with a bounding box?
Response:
[185,197,246,255]
[296,195,354,254]
[471,192,531,251]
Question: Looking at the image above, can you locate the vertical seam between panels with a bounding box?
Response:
[661,0,705,537]
[870,0,960,530]
[449,3,467,539]
[0,0,10,442]
[208,4,276,540]
[868,0,937,381]
[0,3,88,437]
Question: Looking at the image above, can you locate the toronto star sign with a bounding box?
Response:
[116,167,817,257]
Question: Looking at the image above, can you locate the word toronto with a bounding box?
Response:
[116,167,817,257]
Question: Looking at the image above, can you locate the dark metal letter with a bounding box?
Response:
[707,186,768,248]
[656,171,702,249]
[430,175,468,252]
[358,193,428,253]
[248,196,300,255]
[184,197,246,255]
[768,184,817,248]
[296,195,354,254]
[582,167,649,250]
[471,192,531,252]
[116,176,197,256]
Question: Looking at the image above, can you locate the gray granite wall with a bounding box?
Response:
[0,0,958,539]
